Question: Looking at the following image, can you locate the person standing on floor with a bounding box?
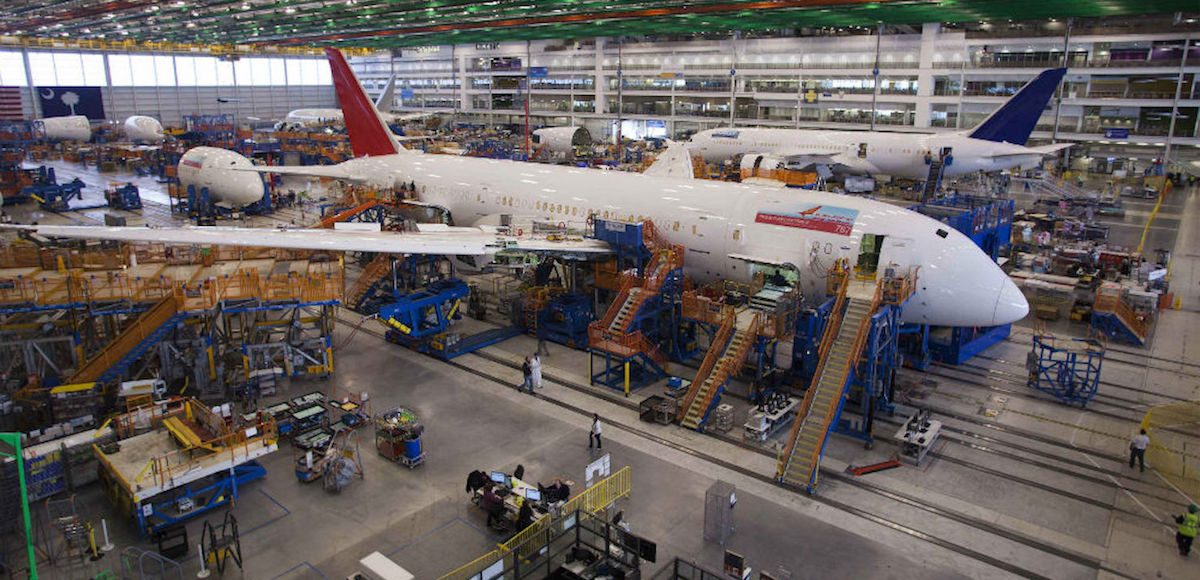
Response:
[589,413,602,450]
[1129,429,1150,472]
[520,357,533,393]
[530,353,543,390]
[1026,347,1039,385]
[1176,504,1198,557]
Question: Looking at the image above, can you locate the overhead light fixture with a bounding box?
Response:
[285,7,296,14]
[241,2,250,9]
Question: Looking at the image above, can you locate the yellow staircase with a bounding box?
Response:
[68,295,181,385]
[777,279,880,492]
[346,254,392,309]
[678,310,761,430]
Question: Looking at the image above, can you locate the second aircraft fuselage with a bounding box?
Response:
[689,128,1048,179]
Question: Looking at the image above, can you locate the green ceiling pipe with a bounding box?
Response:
[0,433,37,580]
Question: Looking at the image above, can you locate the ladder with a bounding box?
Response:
[777,281,879,492]
[678,310,760,430]
[68,296,184,385]
[921,158,945,201]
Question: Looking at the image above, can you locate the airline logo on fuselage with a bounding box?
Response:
[755,203,858,236]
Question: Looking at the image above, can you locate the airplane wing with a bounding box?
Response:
[642,141,698,179]
[4,224,508,255]
[982,143,1073,159]
[3,224,612,257]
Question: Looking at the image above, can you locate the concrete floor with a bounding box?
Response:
[3,161,1199,579]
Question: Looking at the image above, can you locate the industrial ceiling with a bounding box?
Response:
[1,1,1197,49]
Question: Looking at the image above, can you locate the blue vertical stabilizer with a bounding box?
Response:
[968,68,1067,145]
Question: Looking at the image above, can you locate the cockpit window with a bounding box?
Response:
[936,229,949,239]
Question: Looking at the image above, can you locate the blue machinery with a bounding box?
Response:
[587,220,685,392]
[1028,334,1105,406]
[18,167,86,211]
[104,182,142,210]
[185,183,273,224]
[133,462,266,536]
[381,278,522,360]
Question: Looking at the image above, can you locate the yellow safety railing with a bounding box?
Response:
[441,466,633,580]
[1141,401,1200,500]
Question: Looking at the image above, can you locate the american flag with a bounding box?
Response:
[0,87,23,121]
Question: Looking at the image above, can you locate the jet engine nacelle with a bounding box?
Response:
[124,115,164,143]
[178,147,267,207]
[41,116,91,142]
[739,153,787,172]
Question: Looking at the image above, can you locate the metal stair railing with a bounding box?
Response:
[777,269,850,479]
[779,280,884,488]
[679,312,761,428]
[67,295,180,385]
[346,254,391,307]
[677,310,736,421]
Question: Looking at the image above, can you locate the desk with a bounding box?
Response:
[291,391,325,408]
[292,403,327,432]
[474,476,549,521]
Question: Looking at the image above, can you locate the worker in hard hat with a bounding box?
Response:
[1176,504,1199,557]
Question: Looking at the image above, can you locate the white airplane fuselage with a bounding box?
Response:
[284,109,402,127]
[124,115,164,143]
[690,128,1051,179]
[315,151,1027,328]
[41,115,91,142]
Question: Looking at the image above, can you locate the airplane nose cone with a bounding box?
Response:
[992,274,1029,325]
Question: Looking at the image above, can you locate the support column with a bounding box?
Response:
[1163,33,1192,169]
[915,22,940,129]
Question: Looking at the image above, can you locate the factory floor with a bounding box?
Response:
[4,161,1199,579]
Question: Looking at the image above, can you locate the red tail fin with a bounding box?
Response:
[324,48,398,157]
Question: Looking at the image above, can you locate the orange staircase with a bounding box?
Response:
[677,309,761,429]
[68,296,181,385]
[316,199,388,229]
[776,274,882,493]
[346,254,392,310]
[1091,284,1151,345]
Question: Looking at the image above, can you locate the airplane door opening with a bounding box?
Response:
[857,233,884,277]
[877,236,914,279]
[858,143,868,159]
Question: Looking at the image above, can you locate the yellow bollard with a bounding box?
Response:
[624,362,630,397]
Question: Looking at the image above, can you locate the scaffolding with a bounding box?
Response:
[93,397,278,536]
[0,241,343,427]
[1028,333,1105,407]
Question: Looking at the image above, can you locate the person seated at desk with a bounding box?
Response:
[466,469,488,496]
[516,501,535,533]
[538,478,570,503]
[513,464,525,481]
[480,483,506,530]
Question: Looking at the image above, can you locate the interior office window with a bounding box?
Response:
[0,51,27,86]
[129,55,157,86]
[27,52,57,85]
[192,57,217,85]
[286,59,303,85]
[176,56,197,86]
[53,53,85,85]
[315,60,332,85]
[250,58,271,86]
[107,54,133,86]
[154,56,176,86]
[269,58,286,86]
[233,58,252,86]
[81,53,105,86]
[215,59,234,86]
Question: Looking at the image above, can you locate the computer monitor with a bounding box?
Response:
[489,471,507,484]
[524,488,541,502]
